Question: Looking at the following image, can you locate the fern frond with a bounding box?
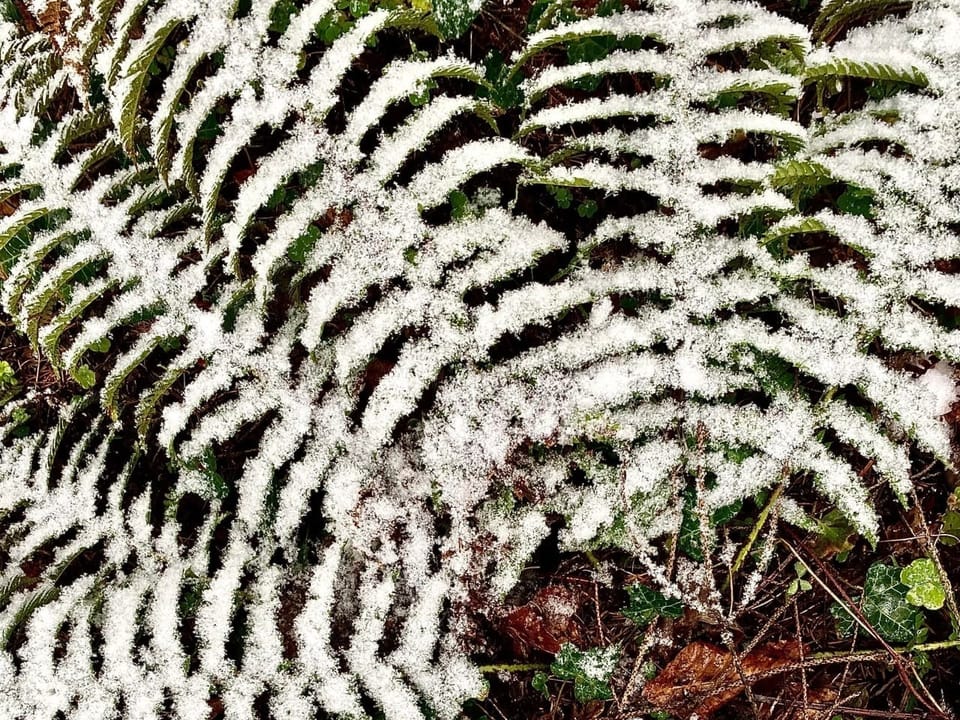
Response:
[408,139,531,210]
[803,58,928,89]
[2,0,959,717]
[509,11,668,78]
[812,0,913,44]
[2,585,59,649]
[0,181,39,207]
[55,108,112,152]
[522,49,672,103]
[0,204,60,255]
[68,136,124,191]
[22,247,107,345]
[150,44,219,181]
[517,91,674,137]
[762,216,829,247]
[118,17,184,156]
[135,357,195,437]
[102,0,159,87]
[38,277,118,364]
[707,77,798,117]
[342,57,485,148]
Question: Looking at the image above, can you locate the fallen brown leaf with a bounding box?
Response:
[777,686,839,720]
[501,585,584,655]
[642,639,804,718]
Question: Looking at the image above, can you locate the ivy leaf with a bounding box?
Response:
[711,499,743,526]
[269,0,298,33]
[832,562,925,644]
[830,598,858,637]
[288,225,321,264]
[900,559,946,611]
[565,35,614,90]
[679,488,742,561]
[551,643,619,702]
[750,350,797,394]
[863,563,925,643]
[622,584,683,627]
[449,189,468,219]
[813,507,859,561]
[201,449,229,500]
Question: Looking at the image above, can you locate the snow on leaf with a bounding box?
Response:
[550,643,620,702]
[622,583,683,627]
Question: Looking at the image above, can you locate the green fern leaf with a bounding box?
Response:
[813,0,913,44]
[119,18,182,157]
[39,278,118,364]
[762,216,829,248]
[2,586,59,650]
[0,206,58,256]
[804,58,928,89]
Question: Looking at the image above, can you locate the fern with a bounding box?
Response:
[1,0,960,718]
[812,0,913,44]
[804,57,929,89]
[117,17,183,156]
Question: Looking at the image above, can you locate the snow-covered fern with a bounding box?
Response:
[0,0,958,717]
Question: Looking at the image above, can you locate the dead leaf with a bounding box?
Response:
[775,686,839,720]
[642,639,803,718]
[37,0,68,39]
[501,585,583,655]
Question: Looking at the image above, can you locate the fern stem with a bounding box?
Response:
[725,484,784,587]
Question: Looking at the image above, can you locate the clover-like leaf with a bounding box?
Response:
[900,559,946,611]
[73,365,97,389]
[551,643,619,702]
[531,670,549,700]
